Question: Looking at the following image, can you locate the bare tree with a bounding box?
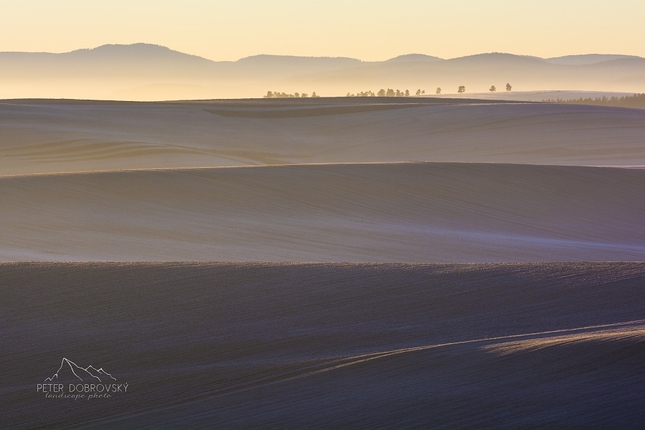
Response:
[506,83,512,92]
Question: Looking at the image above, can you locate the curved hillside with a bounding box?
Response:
[1,162,644,262]
[2,262,644,428]
[1,99,644,175]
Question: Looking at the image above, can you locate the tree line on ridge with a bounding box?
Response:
[264,84,513,98]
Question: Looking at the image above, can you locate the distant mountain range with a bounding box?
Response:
[1,43,644,100]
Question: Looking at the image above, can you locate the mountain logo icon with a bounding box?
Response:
[44,358,117,383]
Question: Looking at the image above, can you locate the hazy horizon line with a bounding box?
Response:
[2,42,642,63]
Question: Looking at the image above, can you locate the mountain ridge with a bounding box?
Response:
[4,43,643,64]
[1,43,644,99]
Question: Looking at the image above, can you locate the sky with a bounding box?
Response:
[0,0,643,61]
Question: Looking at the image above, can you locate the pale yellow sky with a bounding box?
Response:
[0,0,643,61]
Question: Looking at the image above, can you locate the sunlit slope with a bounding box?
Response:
[2,262,644,428]
[2,99,645,175]
[2,163,644,261]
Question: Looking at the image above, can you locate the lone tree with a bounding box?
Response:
[506,83,512,92]
[458,86,465,93]
[436,87,441,95]
[490,85,496,92]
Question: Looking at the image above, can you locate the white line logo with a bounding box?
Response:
[45,357,117,383]
[38,358,128,399]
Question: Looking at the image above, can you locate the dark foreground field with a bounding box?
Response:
[2,262,644,428]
